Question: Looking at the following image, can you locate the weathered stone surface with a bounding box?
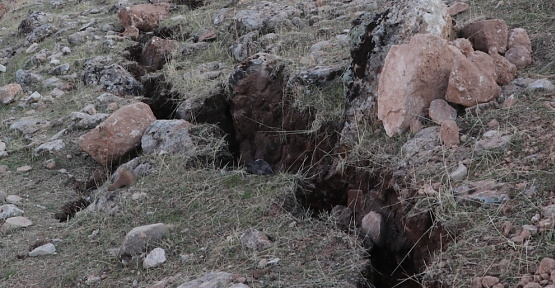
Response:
[176,272,233,288]
[505,45,532,68]
[143,247,166,268]
[119,4,169,37]
[141,120,194,155]
[343,0,453,143]
[119,223,170,262]
[508,28,532,53]
[78,103,156,165]
[538,258,555,275]
[449,38,473,57]
[16,69,43,92]
[440,120,460,146]
[240,228,272,250]
[0,204,24,220]
[82,57,143,96]
[461,19,508,54]
[481,276,500,287]
[232,1,301,35]
[17,11,53,36]
[0,83,23,104]
[489,52,516,85]
[361,211,384,247]
[9,117,50,136]
[1,216,33,233]
[140,36,177,70]
[445,52,501,107]
[29,243,57,256]
[26,24,58,43]
[429,99,457,124]
[34,139,65,156]
[378,34,456,136]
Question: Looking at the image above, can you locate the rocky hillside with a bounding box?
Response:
[1,0,555,287]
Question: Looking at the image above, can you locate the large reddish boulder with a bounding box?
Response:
[139,36,177,70]
[461,19,508,54]
[377,34,457,136]
[445,51,501,107]
[78,102,156,166]
[118,4,169,38]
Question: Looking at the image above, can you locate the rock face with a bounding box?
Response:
[377,34,456,136]
[118,4,170,37]
[141,120,194,155]
[445,52,501,107]
[119,223,170,262]
[461,19,508,54]
[140,36,177,70]
[229,53,337,172]
[0,84,23,104]
[343,0,453,143]
[78,103,156,166]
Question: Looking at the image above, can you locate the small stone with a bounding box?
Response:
[511,235,524,244]
[44,159,56,169]
[240,228,272,250]
[17,165,32,172]
[520,229,531,240]
[528,79,555,91]
[258,259,268,268]
[523,283,541,288]
[538,258,555,275]
[361,211,385,247]
[0,204,24,219]
[29,243,57,256]
[440,120,460,146]
[502,221,512,237]
[0,64,6,73]
[26,43,39,54]
[107,102,118,111]
[522,225,538,236]
[119,223,170,262]
[180,253,194,262]
[61,46,71,55]
[503,95,517,108]
[429,99,457,124]
[450,162,467,181]
[471,277,482,288]
[267,258,280,266]
[81,104,97,115]
[481,276,499,287]
[85,275,102,285]
[505,45,532,68]
[1,216,33,233]
[34,139,65,156]
[487,119,499,127]
[6,195,22,204]
[131,192,147,200]
[143,247,166,268]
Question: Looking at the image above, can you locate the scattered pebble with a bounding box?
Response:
[29,243,57,256]
[6,195,22,204]
[16,165,32,172]
[143,248,166,268]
